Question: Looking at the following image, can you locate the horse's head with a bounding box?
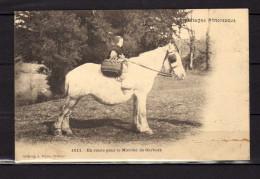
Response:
[163,43,186,80]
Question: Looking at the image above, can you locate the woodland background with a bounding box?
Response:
[14,10,211,105]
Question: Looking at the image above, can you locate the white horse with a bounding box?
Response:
[53,43,186,135]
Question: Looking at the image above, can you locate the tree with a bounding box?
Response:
[15,11,88,95]
[144,10,189,51]
[205,10,212,71]
[182,11,196,70]
[75,10,189,58]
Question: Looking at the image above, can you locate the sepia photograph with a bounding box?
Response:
[14,9,249,163]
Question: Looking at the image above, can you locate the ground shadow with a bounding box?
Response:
[43,121,56,135]
[149,118,203,128]
[71,118,129,128]
[44,117,202,133]
[46,118,134,133]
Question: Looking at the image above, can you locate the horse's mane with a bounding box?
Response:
[129,46,166,64]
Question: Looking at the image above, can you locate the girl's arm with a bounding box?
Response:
[110,50,117,58]
[119,54,125,58]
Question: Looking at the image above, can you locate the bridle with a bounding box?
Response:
[128,50,175,77]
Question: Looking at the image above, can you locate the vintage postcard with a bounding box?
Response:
[15,9,249,163]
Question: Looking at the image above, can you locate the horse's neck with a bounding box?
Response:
[130,47,167,72]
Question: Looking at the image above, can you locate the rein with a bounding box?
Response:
[128,50,173,77]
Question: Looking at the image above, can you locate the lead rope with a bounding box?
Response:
[127,51,173,77]
[128,61,172,77]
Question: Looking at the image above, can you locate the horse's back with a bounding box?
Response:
[68,63,100,76]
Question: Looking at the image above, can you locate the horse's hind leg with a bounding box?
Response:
[53,96,79,135]
[61,97,80,135]
[61,111,73,135]
[53,97,70,135]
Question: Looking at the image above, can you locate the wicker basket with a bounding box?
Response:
[101,59,123,77]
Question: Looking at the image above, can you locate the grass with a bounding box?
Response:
[15,71,207,145]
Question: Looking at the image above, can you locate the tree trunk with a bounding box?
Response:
[187,11,195,70]
[205,10,212,71]
[178,26,182,55]
[189,37,195,70]
[189,51,194,70]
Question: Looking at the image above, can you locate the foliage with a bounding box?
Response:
[75,10,189,58]
[179,38,208,70]
[15,11,88,95]
[15,10,191,96]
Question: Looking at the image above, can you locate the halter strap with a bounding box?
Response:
[128,50,173,77]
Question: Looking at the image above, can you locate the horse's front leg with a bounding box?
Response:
[133,93,153,135]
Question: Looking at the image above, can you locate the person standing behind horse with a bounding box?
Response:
[109,35,132,90]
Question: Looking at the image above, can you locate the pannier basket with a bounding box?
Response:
[101,59,123,77]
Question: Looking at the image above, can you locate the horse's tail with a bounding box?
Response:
[64,75,69,97]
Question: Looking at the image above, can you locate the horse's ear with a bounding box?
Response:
[167,43,171,50]
[168,38,179,53]
[167,42,176,52]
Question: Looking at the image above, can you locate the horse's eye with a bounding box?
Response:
[168,54,177,63]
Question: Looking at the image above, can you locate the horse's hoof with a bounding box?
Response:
[53,128,62,136]
[143,130,154,135]
[62,128,73,136]
[136,128,154,135]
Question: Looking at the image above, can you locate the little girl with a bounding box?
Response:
[109,36,131,90]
